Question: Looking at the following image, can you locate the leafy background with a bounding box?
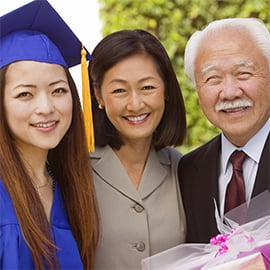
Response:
[97,0,270,153]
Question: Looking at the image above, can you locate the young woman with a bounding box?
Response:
[0,1,99,269]
[88,29,187,269]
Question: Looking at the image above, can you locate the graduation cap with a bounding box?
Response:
[0,0,94,152]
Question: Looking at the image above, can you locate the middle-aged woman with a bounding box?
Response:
[88,29,187,269]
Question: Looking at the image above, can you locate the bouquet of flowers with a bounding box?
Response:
[141,191,270,270]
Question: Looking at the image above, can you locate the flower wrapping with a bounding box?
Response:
[141,191,270,270]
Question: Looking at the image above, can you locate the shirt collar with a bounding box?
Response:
[221,117,270,173]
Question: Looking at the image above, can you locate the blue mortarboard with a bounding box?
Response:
[0,0,91,68]
[0,0,94,152]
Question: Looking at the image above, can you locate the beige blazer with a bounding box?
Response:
[91,145,186,270]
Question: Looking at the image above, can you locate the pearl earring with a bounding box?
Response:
[98,104,104,109]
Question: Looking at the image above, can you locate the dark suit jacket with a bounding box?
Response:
[178,133,270,243]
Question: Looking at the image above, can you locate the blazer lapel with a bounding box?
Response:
[91,146,168,203]
[193,136,221,227]
[245,133,270,221]
[252,132,270,197]
[139,148,169,199]
[180,135,221,242]
[91,146,142,202]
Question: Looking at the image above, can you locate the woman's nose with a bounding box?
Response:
[126,91,144,111]
[35,94,55,114]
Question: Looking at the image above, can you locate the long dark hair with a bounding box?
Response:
[89,29,186,150]
[0,65,99,269]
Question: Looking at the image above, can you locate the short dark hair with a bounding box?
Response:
[89,29,186,150]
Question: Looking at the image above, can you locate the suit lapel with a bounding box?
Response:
[139,148,169,199]
[92,146,142,202]
[91,146,169,203]
[193,136,221,210]
[252,132,270,197]
[180,135,222,242]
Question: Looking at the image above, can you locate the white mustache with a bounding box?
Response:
[215,99,253,112]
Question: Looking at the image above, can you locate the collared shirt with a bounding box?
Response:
[219,118,270,218]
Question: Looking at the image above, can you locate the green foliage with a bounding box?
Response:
[97,0,270,153]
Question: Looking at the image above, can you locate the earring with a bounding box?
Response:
[98,104,104,109]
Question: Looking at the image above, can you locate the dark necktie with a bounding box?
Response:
[225,150,247,214]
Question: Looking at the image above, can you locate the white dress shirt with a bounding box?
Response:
[219,118,270,217]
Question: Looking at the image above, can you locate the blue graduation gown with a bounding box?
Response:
[0,180,83,270]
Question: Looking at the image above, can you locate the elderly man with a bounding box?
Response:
[179,18,270,243]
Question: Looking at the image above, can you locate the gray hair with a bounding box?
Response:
[184,18,270,87]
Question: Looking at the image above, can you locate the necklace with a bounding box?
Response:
[34,163,54,196]
[34,175,53,196]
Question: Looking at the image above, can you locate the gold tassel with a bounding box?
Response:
[81,45,94,152]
